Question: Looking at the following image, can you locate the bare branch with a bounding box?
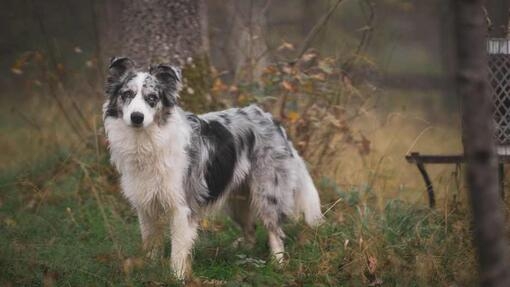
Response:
[293,0,344,63]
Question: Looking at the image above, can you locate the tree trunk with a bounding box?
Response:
[227,0,269,82]
[456,1,510,286]
[99,0,212,112]
[208,0,269,83]
[102,0,208,67]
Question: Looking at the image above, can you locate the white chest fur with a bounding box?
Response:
[104,112,191,214]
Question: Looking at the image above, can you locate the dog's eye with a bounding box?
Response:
[146,94,159,107]
[147,94,158,102]
[121,90,134,100]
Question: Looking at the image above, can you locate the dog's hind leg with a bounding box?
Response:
[137,209,165,259]
[170,206,198,281]
[249,168,291,263]
[229,187,256,247]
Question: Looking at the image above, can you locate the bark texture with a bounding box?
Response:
[456,1,510,286]
[102,0,208,67]
[99,0,212,112]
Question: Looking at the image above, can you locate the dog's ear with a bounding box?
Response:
[108,57,135,79]
[150,64,182,107]
[105,57,135,96]
[150,64,182,92]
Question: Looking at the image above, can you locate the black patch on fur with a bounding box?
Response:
[219,114,231,125]
[202,120,238,202]
[274,173,279,185]
[104,72,136,119]
[267,195,278,205]
[150,64,180,108]
[237,109,249,117]
[160,90,176,107]
[237,129,256,158]
[272,119,294,157]
[278,212,287,224]
[105,106,120,118]
[109,73,136,96]
[246,129,256,155]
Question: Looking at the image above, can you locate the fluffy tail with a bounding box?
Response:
[295,157,324,227]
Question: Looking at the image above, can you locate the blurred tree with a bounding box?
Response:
[208,0,269,83]
[226,0,269,82]
[98,0,212,112]
[456,0,510,286]
[100,0,208,66]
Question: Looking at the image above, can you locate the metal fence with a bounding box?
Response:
[488,38,510,146]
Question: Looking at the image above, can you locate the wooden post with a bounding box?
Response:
[455,0,510,286]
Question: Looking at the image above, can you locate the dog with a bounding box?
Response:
[102,57,323,280]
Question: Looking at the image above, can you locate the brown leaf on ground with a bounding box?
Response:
[122,257,144,275]
[43,269,59,287]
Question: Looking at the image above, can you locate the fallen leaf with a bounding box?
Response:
[211,78,228,93]
[288,111,300,123]
[10,68,23,75]
[277,41,295,51]
[282,80,297,92]
[122,257,144,275]
[368,256,377,274]
[43,270,59,287]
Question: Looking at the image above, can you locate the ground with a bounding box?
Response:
[0,148,478,286]
[0,97,481,286]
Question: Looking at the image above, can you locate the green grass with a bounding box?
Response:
[0,146,477,286]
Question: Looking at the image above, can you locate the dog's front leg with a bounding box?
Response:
[170,207,198,281]
[137,209,164,259]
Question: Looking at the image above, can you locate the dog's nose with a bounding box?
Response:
[130,112,144,126]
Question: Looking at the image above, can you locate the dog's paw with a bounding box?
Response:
[269,252,287,267]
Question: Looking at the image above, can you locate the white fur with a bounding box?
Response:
[295,159,324,226]
[105,109,197,279]
[105,109,191,210]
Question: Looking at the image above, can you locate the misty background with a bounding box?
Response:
[1,1,509,285]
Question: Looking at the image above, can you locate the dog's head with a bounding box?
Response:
[103,57,182,128]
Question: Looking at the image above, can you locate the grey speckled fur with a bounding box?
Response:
[103,57,323,279]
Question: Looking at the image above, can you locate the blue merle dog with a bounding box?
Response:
[103,57,323,280]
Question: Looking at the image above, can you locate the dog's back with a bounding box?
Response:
[184,104,322,225]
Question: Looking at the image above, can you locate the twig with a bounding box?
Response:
[323,197,343,216]
[32,0,92,134]
[342,0,375,73]
[31,0,86,142]
[78,160,123,261]
[261,0,273,15]
[12,107,41,131]
[293,0,344,63]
